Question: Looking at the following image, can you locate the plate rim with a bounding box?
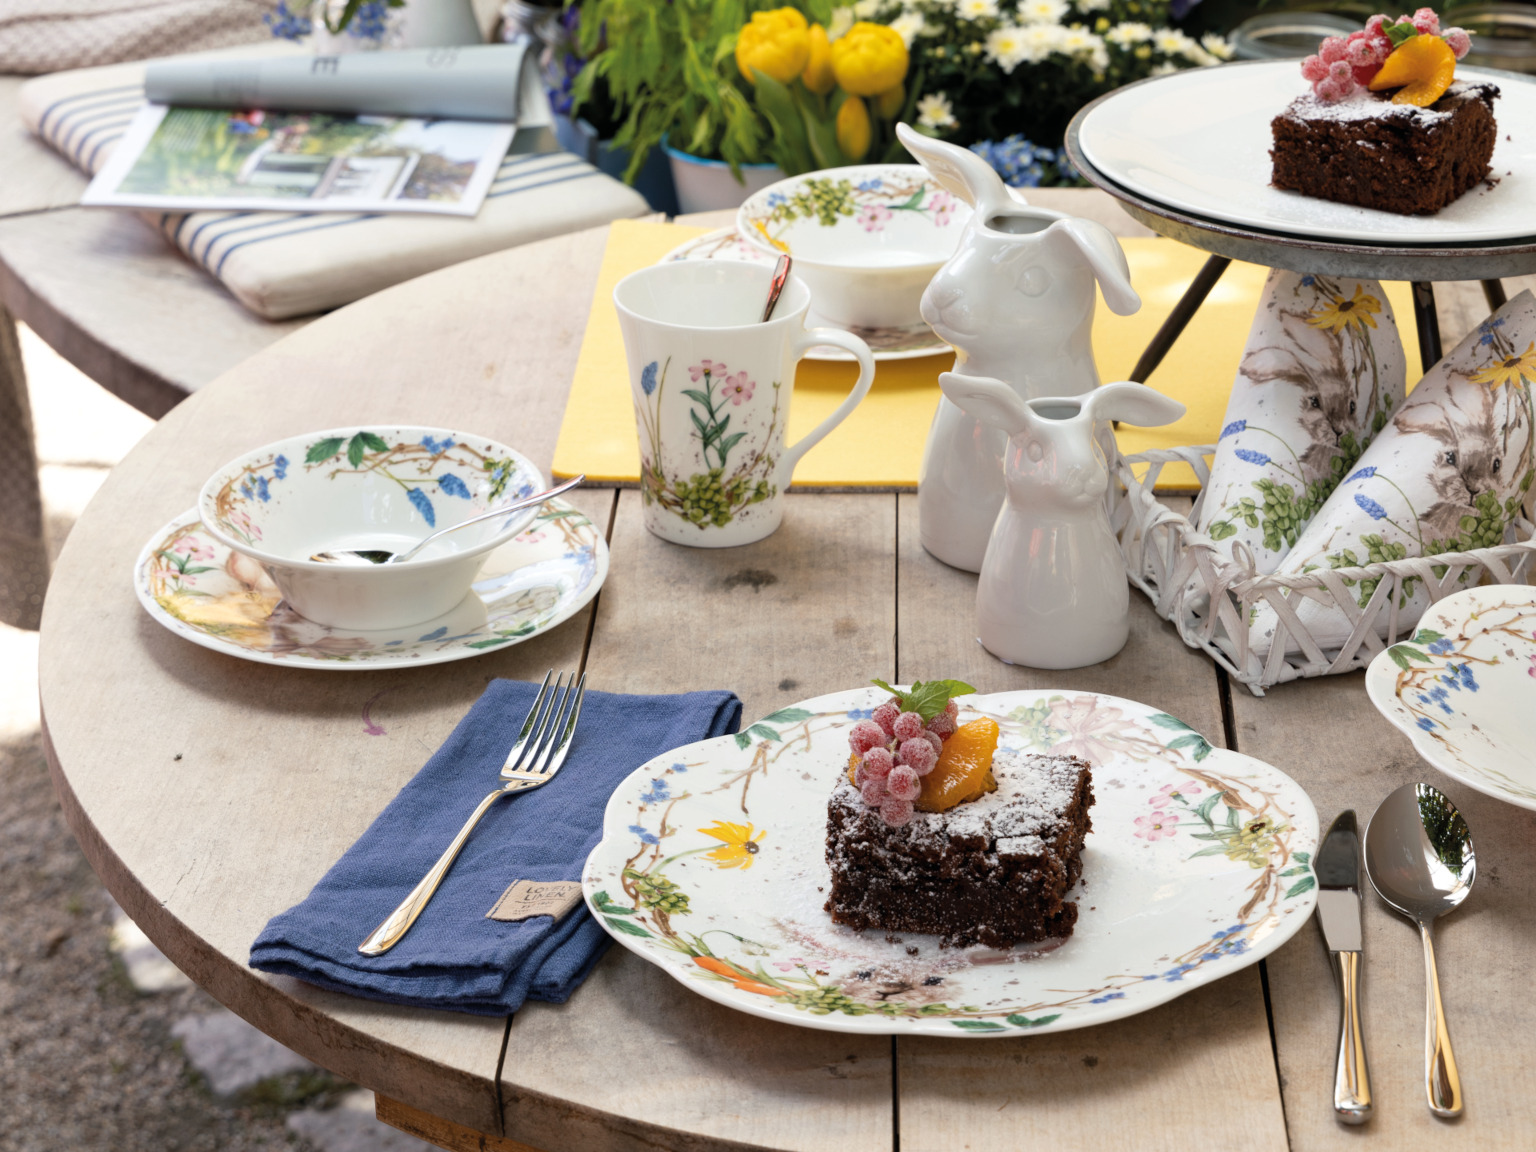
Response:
[132,500,609,671]
[1078,59,1536,246]
[583,685,1320,1036]
[1364,585,1536,812]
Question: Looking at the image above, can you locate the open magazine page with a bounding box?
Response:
[81,104,515,216]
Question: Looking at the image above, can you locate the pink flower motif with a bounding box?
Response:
[857,204,892,232]
[930,189,955,226]
[1527,653,1536,679]
[689,359,722,382]
[1158,780,1202,801]
[772,957,807,972]
[168,534,214,560]
[721,371,755,405]
[1134,810,1178,842]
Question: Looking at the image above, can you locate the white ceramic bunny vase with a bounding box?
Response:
[938,373,1184,669]
[897,123,1143,573]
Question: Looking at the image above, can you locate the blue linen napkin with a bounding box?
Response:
[250,679,742,1015]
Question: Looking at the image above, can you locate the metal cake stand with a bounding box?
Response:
[1063,65,1536,378]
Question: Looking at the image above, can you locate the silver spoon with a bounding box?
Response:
[310,474,584,565]
[762,254,791,322]
[1364,781,1474,1119]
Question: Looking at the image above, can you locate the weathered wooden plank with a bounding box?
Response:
[1232,676,1536,1150]
[378,1094,546,1152]
[893,493,1288,1152]
[497,489,898,1152]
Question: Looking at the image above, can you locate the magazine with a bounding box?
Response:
[81,103,515,216]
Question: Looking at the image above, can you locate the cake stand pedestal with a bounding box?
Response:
[1064,97,1536,375]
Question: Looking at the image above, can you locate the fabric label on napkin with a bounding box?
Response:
[487,880,585,923]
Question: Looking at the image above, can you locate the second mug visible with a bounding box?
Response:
[614,261,875,547]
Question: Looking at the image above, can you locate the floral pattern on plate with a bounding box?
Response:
[584,687,1319,1036]
[1365,585,1536,810]
[661,228,950,360]
[135,499,607,670]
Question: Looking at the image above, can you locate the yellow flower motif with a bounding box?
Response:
[699,821,767,869]
[802,24,836,95]
[1306,286,1381,333]
[1469,341,1536,391]
[830,21,909,96]
[836,94,872,161]
[737,7,811,86]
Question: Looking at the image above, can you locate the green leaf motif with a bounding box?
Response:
[1194,793,1223,822]
[1149,712,1195,732]
[1279,865,1311,877]
[464,637,515,649]
[591,890,632,916]
[1389,644,1431,670]
[1413,629,1444,645]
[346,432,370,468]
[746,723,781,743]
[1005,1013,1061,1028]
[306,437,344,465]
[1166,733,1213,761]
[1285,875,1316,898]
[951,1020,1007,1032]
[360,431,388,453]
[604,915,651,937]
[1292,851,1311,864]
[762,707,814,724]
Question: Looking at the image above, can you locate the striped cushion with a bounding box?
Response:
[19,46,650,319]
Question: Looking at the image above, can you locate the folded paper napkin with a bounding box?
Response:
[250,679,742,1015]
[1197,270,1407,574]
[18,44,649,319]
[1246,289,1536,659]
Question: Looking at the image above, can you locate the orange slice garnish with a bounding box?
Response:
[1368,35,1456,107]
[915,718,1000,813]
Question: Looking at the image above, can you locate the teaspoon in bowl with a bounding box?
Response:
[1364,781,1475,1119]
[311,474,584,565]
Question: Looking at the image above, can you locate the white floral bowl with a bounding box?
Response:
[1364,585,1536,812]
[736,164,969,330]
[198,426,544,631]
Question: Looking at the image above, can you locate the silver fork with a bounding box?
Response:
[357,670,587,956]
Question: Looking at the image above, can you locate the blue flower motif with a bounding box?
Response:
[263,0,312,39]
[407,487,436,527]
[227,119,256,135]
[1220,419,1247,439]
[846,707,875,720]
[640,778,670,805]
[240,481,252,499]
[273,454,289,480]
[671,762,687,773]
[1301,275,1316,287]
[969,136,1067,189]
[1481,332,1497,346]
[628,824,660,846]
[346,0,390,39]
[641,360,659,396]
[1346,466,1376,482]
[1234,448,1271,466]
[1162,963,1198,982]
[438,473,471,499]
[767,191,787,208]
[1416,716,1437,732]
[1427,638,1454,654]
[1213,923,1245,938]
[856,178,883,191]
[418,626,448,642]
[1355,493,1388,520]
[420,435,456,455]
[1090,992,1126,1003]
[255,476,271,502]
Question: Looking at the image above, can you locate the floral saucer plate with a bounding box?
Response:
[133,499,607,670]
[660,228,952,362]
[1365,585,1536,811]
[583,687,1319,1036]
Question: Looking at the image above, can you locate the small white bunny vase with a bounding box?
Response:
[938,373,1185,669]
[898,123,1143,574]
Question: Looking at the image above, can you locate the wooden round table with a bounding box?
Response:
[40,214,1536,1152]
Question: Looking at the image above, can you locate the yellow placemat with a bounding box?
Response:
[554,220,1421,490]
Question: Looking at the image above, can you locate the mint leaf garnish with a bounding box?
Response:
[1385,18,1419,47]
[869,678,978,722]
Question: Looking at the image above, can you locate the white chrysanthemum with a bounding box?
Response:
[1152,60,1180,75]
[853,0,883,17]
[1017,0,1067,25]
[1154,29,1196,54]
[1075,0,1111,10]
[1201,32,1234,60]
[984,24,1030,70]
[827,5,856,38]
[916,91,958,130]
[1023,21,1067,59]
[955,0,1000,19]
[889,11,929,44]
[1056,25,1095,52]
[1105,21,1153,45]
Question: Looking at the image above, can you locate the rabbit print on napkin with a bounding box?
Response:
[1197,271,1407,573]
[1248,289,1536,658]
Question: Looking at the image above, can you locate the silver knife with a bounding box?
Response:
[1317,809,1372,1124]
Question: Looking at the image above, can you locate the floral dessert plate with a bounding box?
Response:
[583,687,1319,1036]
[1365,585,1536,811]
[661,228,951,362]
[1078,60,1536,244]
[133,499,607,670]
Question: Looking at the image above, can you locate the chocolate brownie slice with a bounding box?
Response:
[825,749,1094,948]
[1270,81,1499,215]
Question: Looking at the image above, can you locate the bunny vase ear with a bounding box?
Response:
[1045,218,1141,316]
[1083,381,1185,428]
[896,122,1014,220]
[939,372,1034,435]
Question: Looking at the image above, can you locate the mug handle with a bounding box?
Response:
[776,327,876,488]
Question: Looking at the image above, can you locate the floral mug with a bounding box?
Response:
[614,261,875,547]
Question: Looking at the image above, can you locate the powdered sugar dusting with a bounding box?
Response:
[1282,80,1494,125]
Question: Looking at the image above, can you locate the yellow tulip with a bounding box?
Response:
[829,21,908,97]
[736,7,811,86]
[836,94,872,161]
[802,24,835,95]
[875,81,904,119]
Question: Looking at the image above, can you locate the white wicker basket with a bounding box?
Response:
[1111,445,1536,695]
